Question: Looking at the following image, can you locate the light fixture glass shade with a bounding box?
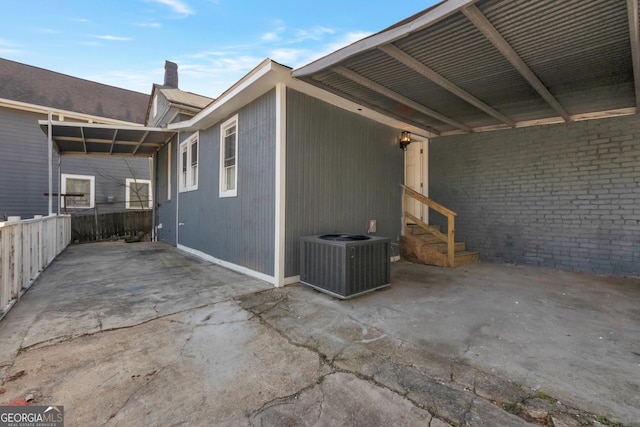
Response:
[399,131,411,150]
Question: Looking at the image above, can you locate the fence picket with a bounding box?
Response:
[0,215,71,321]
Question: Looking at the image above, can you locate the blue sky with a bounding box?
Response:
[0,0,437,98]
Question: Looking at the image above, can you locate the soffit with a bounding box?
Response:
[293,0,638,136]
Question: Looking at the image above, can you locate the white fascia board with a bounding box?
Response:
[168,60,292,132]
[287,78,435,139]
[1,97,143,126]
[292,0,479,77]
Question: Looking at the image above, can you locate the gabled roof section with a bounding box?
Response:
[144,83,214,125]
[293,0,639,136]
[170,59,292,131]
[158,86,213,110]
[0,58,149,124]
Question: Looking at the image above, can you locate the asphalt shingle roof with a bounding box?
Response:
[0,58,149,124]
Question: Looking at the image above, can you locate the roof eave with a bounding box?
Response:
[1,97,143,126]
[169,59,292,132]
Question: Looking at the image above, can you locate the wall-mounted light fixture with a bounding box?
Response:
[399,131,412,151]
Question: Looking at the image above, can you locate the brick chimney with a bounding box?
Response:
[164,60,178,88]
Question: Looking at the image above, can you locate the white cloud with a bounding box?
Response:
[261,32,279,42]
[269,48,309,65]
[137,21,162,28]
[95,35,132,41]
[150,0,194,16]
[0,39,22,55]
[167,54,266,96]
[0,48,22,55]
[293,31,372,68]
[293,26,335,42]
[146,26,373,98]
[326,31,372,52]
[72,18,89,23]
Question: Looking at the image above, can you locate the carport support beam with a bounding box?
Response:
[462,5,572,123]
[48,111,53,216]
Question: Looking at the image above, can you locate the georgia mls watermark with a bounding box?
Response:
[0,406,64,427]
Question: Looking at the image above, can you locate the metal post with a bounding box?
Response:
[47,112,53,216]
[150,155,156,242]
[57,156,61,215]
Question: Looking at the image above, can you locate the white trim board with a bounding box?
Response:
[274,83,287,287]
[284,275,301,286]
[177,244,276,285]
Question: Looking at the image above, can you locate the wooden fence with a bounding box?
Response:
[71,210,152,242]
[0,214,71,321]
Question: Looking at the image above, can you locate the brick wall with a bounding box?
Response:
[429,114,640,277]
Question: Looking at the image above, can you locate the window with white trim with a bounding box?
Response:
[220,115,238,197]
[61,174,95,209]
[126,178,152,209]
[179,133,198,192]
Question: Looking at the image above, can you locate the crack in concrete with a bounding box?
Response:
[10,298,241,357]
[244,302,447,423]
[243,294,576,427]
[105,318,197,425]
[314,377,326,427]
[249,372,334,421]
[96,313,103,332]
[463,396,476,424]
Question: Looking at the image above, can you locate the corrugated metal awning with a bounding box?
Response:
[293,0,639,136]
[38,120,176,157]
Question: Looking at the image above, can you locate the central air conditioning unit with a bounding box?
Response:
[300,234,390,299]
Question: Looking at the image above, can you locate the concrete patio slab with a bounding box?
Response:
[0,242,638,426]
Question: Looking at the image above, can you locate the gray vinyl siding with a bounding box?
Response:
[0,107,59,219]
[147,91,172,127]
[430,114,640,277]
[154,137,177,245]
[0,106,150,220]
[61,156,150,215]
[285,89,404,278]
[177,90,276,276]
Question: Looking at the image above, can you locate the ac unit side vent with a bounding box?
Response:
[300,234,390,299]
